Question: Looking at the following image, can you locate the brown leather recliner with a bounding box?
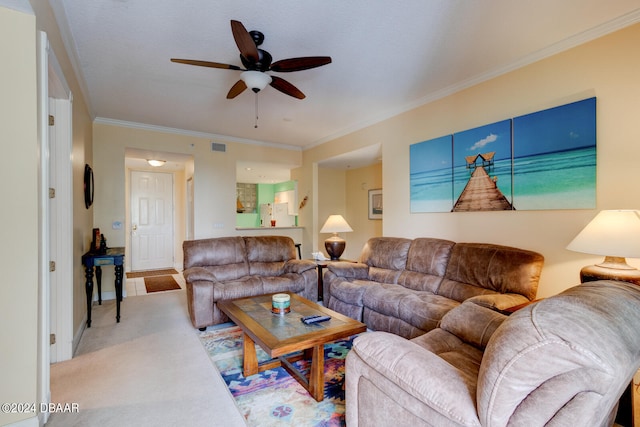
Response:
[346,280,640,426]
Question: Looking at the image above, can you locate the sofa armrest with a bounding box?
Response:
[347,331,480,426]
[467,293,530,313]
[438,301,507,349]
[327,261,369,279]
[183,266,218,283]
[284,259,317,274]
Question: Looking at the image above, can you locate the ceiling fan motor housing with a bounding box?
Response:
[240,49,272,71]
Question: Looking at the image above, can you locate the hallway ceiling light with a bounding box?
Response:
[147,159,166,167]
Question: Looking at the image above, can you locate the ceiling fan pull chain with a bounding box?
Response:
[254,93,259,128]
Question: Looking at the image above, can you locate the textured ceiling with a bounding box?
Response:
[52,1,640,153]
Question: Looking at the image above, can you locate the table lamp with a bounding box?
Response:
[320,214,353,260]
[566,210,640,285]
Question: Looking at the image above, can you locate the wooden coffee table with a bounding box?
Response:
[217,292,366,401]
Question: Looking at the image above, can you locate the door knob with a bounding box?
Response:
[132,224,137,231]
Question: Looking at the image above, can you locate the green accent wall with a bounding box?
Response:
[236,180,296,227]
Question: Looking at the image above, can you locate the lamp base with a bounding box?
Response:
[580,256,640,286]
[324,235,346,260]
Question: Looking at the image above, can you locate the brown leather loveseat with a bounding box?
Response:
[183,235,317,329]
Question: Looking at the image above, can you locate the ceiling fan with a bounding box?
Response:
[171,20,332,100]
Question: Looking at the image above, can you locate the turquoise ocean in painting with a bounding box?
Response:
[411,145,595,212]
[512,145,595,210]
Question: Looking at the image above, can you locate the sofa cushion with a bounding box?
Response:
[210,275,304,301]
[244,235,297,276]
[326,261,369,279]
[183,236,249,281]
[211,276,264,301]
[284,259,317,275]
[411,328,484,387]
[330,279,370,306]
[363,283,459,333]
[244,236,296,262]
[368,266,403,284]
[439,301,507,349]
[405,238,455,277]
[360,237,412,270]
[439,243,543,302]
[261,274,306,295]
[350,331,482,426]
[396,238,455,293]
[363,309,431,339]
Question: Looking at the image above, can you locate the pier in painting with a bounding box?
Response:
[453,153,513,212]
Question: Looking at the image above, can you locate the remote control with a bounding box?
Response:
[301,315,331,324]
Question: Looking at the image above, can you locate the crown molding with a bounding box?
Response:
[306,8,640,150]
[0,0,32,13]
[47,0,95,118]
[94,117,303,152]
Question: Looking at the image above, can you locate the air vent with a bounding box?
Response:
[211,142,226,152]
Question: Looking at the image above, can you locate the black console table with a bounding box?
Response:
[81,247,125,327]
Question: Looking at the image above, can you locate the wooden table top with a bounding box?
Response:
[218,292,366,358]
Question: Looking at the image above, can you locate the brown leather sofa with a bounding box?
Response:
[182,235,317,329]
[346,280,640,426]
[324,237,544,338]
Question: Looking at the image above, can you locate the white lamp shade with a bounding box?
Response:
[240,70,272,91]
[320,215,353,234]
[566,210,640,258]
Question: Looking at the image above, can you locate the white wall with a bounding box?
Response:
[0,6,39,426]
[302,23,640,299]
[93,123,304,290]
[345,163,383,260]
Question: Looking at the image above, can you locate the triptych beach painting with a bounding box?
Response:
[410,97,596,212]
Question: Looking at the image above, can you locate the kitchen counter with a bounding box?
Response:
[236,226,303,230]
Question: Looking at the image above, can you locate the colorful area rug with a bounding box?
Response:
[199,325,357,427]
[126,268,179,279]
[143,275,181,293]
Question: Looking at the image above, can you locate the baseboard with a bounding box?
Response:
[92,289,127,302]
[72,314,87,356]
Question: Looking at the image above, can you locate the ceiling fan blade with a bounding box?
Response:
[230,20,259,63]
[270,76,305,99]
[270,56,332,72]
[227,80,247,99]
[171,58,242,71]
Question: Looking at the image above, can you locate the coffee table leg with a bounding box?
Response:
[308,344,325,401]
[243,333,258,376]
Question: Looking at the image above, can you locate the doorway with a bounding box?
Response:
[130,170,175,271]
[38,31,74,425]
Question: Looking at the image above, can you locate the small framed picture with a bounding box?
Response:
[368,189,382,220]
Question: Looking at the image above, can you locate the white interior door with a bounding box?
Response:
[130,171,174,271]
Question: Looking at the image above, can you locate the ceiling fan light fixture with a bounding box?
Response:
[241,70,272,93]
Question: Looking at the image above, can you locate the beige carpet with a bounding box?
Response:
[47,289,247,427]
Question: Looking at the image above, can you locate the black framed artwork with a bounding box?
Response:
[84,164,94,209]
